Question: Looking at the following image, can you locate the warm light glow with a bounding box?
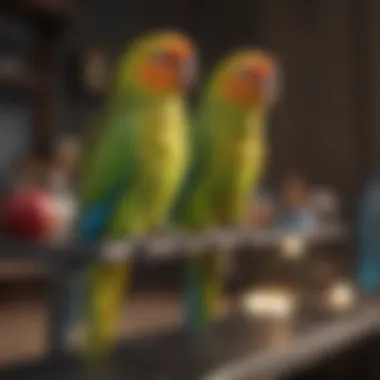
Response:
[327,281,356,311]
[280,234,306,260]
[241,287,297,319]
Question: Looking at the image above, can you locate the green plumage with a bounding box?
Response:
[106,95,189,235]
[174,103,266,228]
[75,31,194,358]
[84,95,190,356]
[172,50,276,327]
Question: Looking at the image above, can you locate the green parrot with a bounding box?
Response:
[171,50,279,329]
[65,31,197,358]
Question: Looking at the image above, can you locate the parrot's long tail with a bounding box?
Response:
[56,199,124,351]
[50,267,88,352]
[184,251,226,329]
[85,262,132,359]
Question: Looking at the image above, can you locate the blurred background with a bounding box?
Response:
[0,0,379,379]
[0,0,377,206]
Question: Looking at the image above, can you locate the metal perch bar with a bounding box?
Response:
[0,224,348,264]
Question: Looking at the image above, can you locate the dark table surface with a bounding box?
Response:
[2,299,380,380]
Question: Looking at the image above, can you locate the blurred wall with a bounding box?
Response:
[260,0,372,216]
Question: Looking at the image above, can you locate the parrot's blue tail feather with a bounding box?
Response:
[54,196,120,351]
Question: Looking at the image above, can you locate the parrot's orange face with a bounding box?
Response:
[135,35,197,94]
[220,52,278,108]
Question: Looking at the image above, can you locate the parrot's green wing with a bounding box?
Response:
[77,101,139,241]
[170,111,209,229]
[70,30,197,359]
[175,50,277,329]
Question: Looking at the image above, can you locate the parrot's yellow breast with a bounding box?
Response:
[135,98,189,228]
[208,116,266,224]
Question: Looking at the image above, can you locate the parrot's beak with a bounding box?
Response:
[178,55,197,91]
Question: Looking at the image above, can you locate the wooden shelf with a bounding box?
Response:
[2,302,380,379]
[0,260,46,280]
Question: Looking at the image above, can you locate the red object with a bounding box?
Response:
[1,186,57,242]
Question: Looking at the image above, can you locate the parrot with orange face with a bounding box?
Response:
[58,31,197,358]
[171,50,279,328]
